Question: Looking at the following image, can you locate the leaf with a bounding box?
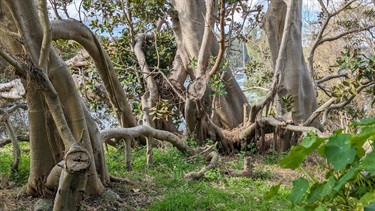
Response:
[263,183,281,200]
[287,177,309,205]
[306,183,324,204]
[361,153,375,174]
[321,176,336,197]
[333,163,359,191]
[325,133,356,170]
[280,134,325,169]
[352,118,375,126]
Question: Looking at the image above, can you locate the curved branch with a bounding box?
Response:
[50,19,137,128]
[318,25,375,45]
[207,0,225,78]
[197,0,218,77]
[184,151,219,180]
[100,126,195,156]
[38,0,51,70]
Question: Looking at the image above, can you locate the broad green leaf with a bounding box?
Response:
[280,135,325,169]
[350,126,375,157]
[287,177,309,205]
[361,153,375,174]
[321,176,336,197]
[352,118,375,126]
[280,145,306,169]
[263,183,281,200]
[325,134,356,170]
[333,163,360,191]
[306,183,324,204]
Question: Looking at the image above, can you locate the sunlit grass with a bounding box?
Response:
[104,144,294,210]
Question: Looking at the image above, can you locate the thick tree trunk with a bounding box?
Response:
[4,0,106,201]
[263,0,318,125]
[262,0,319,151]
[171,0,250,144]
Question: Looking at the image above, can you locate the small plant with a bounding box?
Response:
[265,118,375,210]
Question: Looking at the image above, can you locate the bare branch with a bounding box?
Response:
[100,126,195,156]
[50,19,137,128]
[319,25,375,45]
[263,117,326,137]
[38,0,52,70]
[0,135,29,148]
[207,0,226,78]
[197,0,218,77]
[0,49,27,76]
[316,73,348,84]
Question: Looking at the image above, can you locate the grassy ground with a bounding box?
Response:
[0,142,314,210]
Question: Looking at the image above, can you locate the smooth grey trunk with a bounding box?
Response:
[264,0,318,125]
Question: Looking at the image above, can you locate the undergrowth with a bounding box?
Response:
[1,141,298,210]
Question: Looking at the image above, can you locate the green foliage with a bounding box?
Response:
[334,49,375,106]
[266,118,375,210]
[278,94,295,113]
[149,99,173,121]
[209,73,227,96]
[0,142,30,186]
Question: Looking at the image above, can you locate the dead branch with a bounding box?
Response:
[184,151,219,180]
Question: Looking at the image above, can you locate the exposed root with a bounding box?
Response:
[226,156,252,178]
[109,175,136,185]
[184,151,219,180]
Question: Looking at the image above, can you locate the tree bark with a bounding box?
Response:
[263,0,319,126]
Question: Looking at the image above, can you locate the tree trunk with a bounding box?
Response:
[263,0,319,151]
[264,0,318,125]
[4,0,106,201]
[171,0,250,144]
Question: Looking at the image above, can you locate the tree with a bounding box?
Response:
[0,0,374,210]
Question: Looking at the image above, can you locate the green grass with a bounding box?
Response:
[0,142,296,210]
[105,144,294,211]
[0,142,30,186]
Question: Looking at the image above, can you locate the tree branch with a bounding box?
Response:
[38,0,52,70]
[207,0,225,78]
[316,73,348,84]
[318,25,375,45]
[100,126,195,156]
[197,0,218,78]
